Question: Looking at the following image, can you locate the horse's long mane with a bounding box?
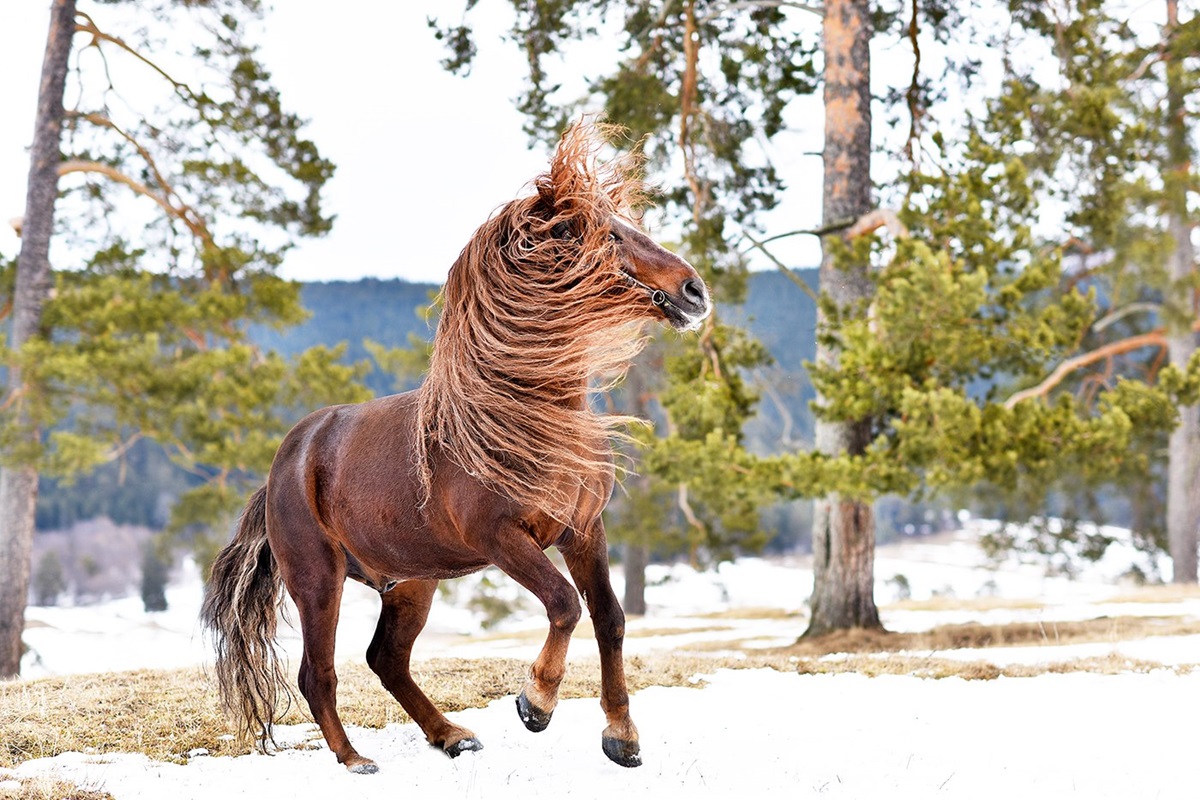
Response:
[414,122,652,523]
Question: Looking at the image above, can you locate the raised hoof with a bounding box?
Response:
[445,737,483,758]
[602,736,642,768]
[346,759,379,775]
[516,692,553,733]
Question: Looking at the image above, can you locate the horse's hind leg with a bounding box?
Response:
[271,512,376,773]
[561,518,641,768]
[366,579,481,757]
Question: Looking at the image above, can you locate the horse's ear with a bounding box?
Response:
[536,177,558,213]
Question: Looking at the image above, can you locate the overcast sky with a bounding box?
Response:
[0,2,857,285]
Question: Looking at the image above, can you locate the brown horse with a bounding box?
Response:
[201,122,710,774]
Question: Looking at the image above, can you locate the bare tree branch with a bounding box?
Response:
[57,158,213,248]
[1004,330,1170,408]
[758,208,910,246]
[677,482,707,536]
[905,0,922,165]
[700,0,825,21]
[846,208,909,239]
[1092,302,1161,333]
[75,11,195,99]
[57,159,179,224]
[739,228,820,301]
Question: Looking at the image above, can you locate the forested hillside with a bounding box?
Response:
[36,270,819,532]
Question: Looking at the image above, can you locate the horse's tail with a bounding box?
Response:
[200,485,291,750]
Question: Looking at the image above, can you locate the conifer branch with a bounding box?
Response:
[75,12,195,99]
[677,482,707,536]
[757,208,909,245]
[1092,302,1161,333]
[738,228,820,302]
[1004,330,1172,408]
[0,385,27,413]
[58,159,177,219]
[905,0,922,165]
[70,113,175,208]
[56,159,214,249]
[845,208,909,240]
[700,0,824,21]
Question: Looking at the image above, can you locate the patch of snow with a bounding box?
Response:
[12,520,1200,798]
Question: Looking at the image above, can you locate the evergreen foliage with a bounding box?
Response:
[140,541,169,613]
[431,0,817,567]
[1,0,372,573]
[764,1,1200,577]
[32,549,67,608]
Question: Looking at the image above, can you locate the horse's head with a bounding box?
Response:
[532,121,711,333]
[606,215,710,333]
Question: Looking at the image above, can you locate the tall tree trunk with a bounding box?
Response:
[0,0,75,678]
[1165,0,1198,584]
[804,0,881,637]
[623,541,648,616]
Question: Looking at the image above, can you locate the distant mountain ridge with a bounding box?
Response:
[259,269,820,436]
[37,269,819,532]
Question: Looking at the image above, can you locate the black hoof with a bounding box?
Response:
[445,737,483,758]
[347,761,379,775]
[602,736,642,768]
[516,692,553,733]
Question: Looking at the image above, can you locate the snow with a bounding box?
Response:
[7,521,1200,799]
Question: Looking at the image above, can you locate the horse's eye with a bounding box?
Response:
[609,229,622,242]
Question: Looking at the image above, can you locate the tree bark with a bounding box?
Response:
[622,541,648,616]
[804,0,881,637]
[1164,0,1199,584]
[0,0,75,678]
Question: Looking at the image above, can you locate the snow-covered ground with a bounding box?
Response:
[6,520,1200,799]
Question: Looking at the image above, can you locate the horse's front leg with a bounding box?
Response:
[561,518,641,768]
[484,522,582,735]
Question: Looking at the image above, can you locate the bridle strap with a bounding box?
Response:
[549,219,669,309]
[621,271,669,308]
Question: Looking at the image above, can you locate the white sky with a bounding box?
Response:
[0,1,827,286]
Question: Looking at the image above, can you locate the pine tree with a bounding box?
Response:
[0,0,370,677]
[431,1,814,605]
[766,0,1198,599]
[805,0,881,636]
[140,542,169,613]
[32,549,67,608]
[951,0,1200,580]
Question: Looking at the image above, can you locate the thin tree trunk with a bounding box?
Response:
[0,0,75,678]
[623,541,648,616]
[805,0,881,637]
[1165,0,1198,584]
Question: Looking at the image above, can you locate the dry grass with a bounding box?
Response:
[692,607,803,621]
[1105,584,1200,604]
[770,615,1200,658]
[3,609,1199,797]
[885,596,1047,612]
[787,652,1184,680]
[0,776,114,800]
[0,655,778,770]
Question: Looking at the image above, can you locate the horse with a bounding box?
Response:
[200,121,710,774]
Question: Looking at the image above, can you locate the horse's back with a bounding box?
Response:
[266,391,494,579]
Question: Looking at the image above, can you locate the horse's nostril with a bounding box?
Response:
[681,278,706,308]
